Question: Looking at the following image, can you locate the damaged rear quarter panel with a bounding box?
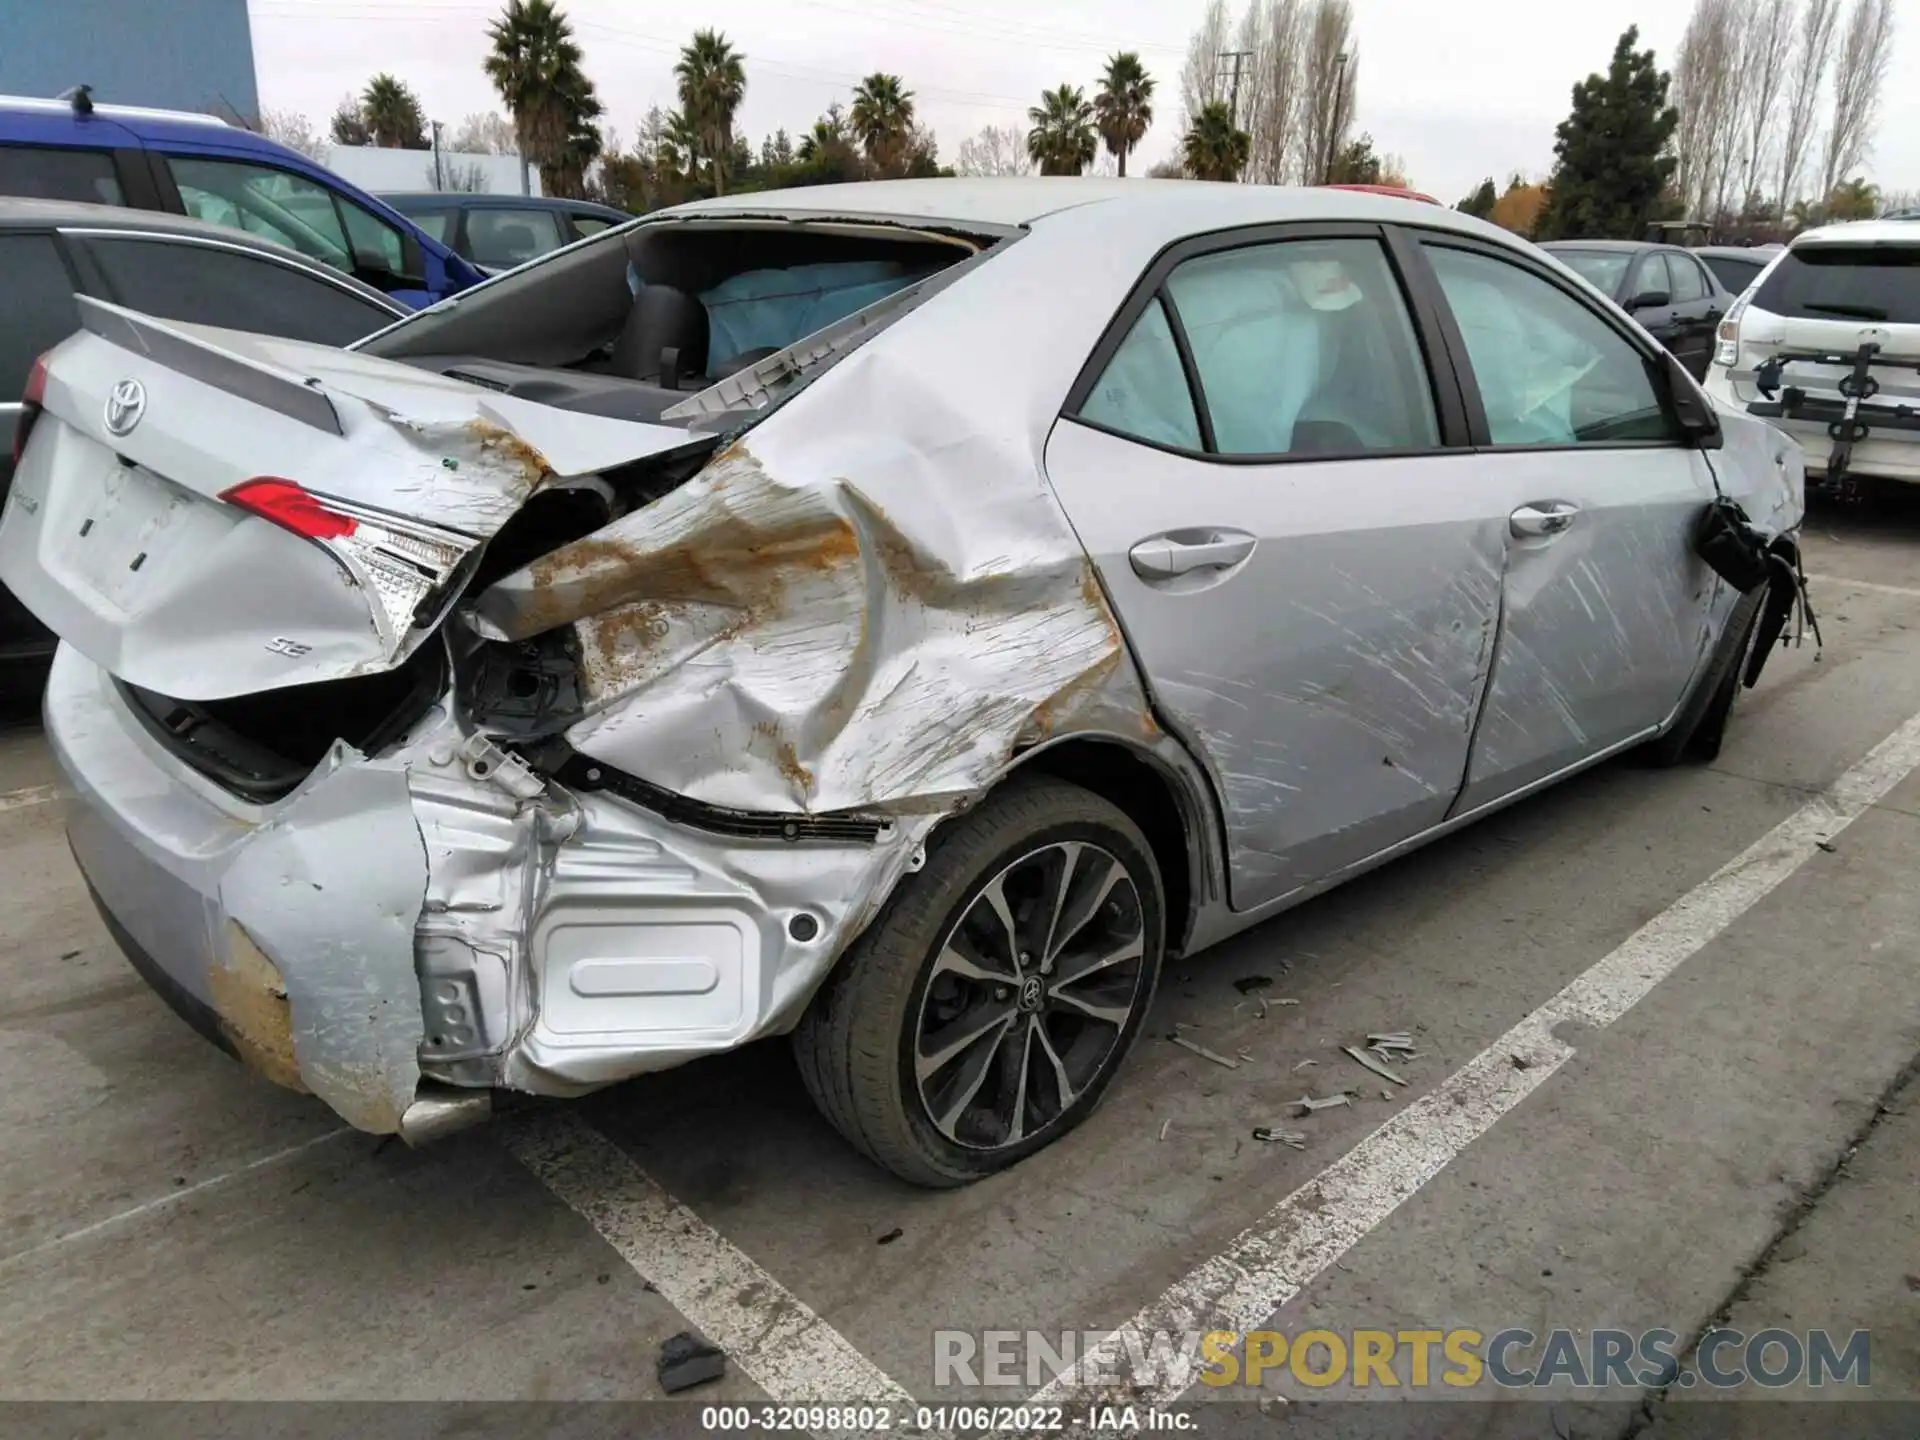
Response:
[473,255,1160,816]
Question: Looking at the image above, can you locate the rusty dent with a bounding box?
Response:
[466,418,554,487]
[211,921,308,1094]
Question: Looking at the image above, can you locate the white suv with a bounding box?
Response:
[1703,220,1920,495]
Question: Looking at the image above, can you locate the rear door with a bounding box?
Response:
[1412,236,1721,813]
[1045,224,1505,911]
[1661,250,1721,376]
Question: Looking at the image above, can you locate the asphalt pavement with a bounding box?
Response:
[2,496,1917,1438]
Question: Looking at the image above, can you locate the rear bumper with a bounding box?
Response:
[47,646,930,1131]
[1709,366,1920,485]
[49,645,432,1131]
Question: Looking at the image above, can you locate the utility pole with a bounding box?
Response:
[431,120,444,190]
[1216,49,1254,130]
[1321,51,1349,184]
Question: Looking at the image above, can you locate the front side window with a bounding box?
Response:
[0,145,123,205]
[166,157,354,272]
[1163,237,1438,456]
[1079,296,1202,451]
[1423,244,1678,447]
[467,208,566,269]
[338,197,408,277]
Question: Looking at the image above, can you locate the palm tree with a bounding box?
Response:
[1026,84,1097,176]
[675,30,747,195]
[850,73,916,176]
[484,0,587,184]
[1180,100,1250,182]
[360,74,427,149]
[1092,52,1154,178]
[658,110,702,180]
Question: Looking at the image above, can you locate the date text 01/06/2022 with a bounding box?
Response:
[698,1405,1197,1432]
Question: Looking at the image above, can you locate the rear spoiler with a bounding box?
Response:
[76,296,343,436]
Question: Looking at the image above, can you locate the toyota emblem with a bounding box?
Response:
[104,379,146,437]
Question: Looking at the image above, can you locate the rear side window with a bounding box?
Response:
[1078,237,1438,458]
[0,234,80,398]
[1080,296,1201,451]
[1423,243,1678,447]
[0,145,124,205]
[1171,238,1437,456]
[85,237,395,347]
[1664,253,1708,303]
[573,216,616,237]
[467,208,566,268]
[1752,244,1920,324]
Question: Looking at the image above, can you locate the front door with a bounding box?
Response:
[1046,230,1504,911]
[1414,238,1721,812]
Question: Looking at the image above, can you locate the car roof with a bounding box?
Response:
[380,191,625,216]
[660,177,1522,238]
[0,196,405,308]
[1792,219,1920,247]
[1539,239,1658,252]
[1693,245,1781,259]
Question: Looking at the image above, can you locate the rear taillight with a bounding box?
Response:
[220,476,473,644]
[11,353,49,469]
[220,477,359,540]
[1714,295,1750,370]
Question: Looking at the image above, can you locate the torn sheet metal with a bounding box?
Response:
[474,342,1146,815]
[216,753,430,1133]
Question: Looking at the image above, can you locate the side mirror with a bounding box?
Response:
[1662,350,1722,449]
[1627,289,1672,312]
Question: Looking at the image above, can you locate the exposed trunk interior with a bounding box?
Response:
[121,639,451,803]
[361,218,985,425]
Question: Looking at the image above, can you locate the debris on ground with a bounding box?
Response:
[1251,1127,1308,1148]
[1233,975,1273,995]
[1380,1089,1395,1101]
[877,1227,903,1245]
[1368,1032,1415,1053]
[1287,1093,1354,1116]
[1159,1118,1172,1141]
[1291,1059,1319,1072]
[657,1331,727,1393]
[1343,1044,1409,1086]
[1169,1033,1240,1068]
[1816,839,1837,853]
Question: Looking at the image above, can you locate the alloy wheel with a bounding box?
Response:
[911,840,1147,1151]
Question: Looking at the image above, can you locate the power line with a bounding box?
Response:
[1216,48,1252,130]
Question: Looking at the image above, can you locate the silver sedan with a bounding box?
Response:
[0,179,1805,1185]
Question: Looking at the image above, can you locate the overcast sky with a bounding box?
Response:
[249,0,1918,204]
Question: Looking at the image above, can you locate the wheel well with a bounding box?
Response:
[1015,740,1196,954]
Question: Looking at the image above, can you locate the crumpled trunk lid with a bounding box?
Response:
[0,299,699,700]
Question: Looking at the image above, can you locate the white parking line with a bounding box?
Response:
[1033,704,1920,1406]
[505,1112,919,1416]
[0,784,58,814]
[0,1127,351,1272]
[1811,574,1920,599]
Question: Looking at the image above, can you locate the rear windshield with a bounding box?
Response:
[1551,250,1632,295]
[1700,253,1768,295]
[1752,243,1920,324]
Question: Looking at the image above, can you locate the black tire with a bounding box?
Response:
[793,777,1165,1188]
[1641,585,1765,767]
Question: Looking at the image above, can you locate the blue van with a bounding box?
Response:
[0,91,485,307]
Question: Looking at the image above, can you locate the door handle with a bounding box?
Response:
[1128,531,1257,579]
[1510,502,1580,538]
